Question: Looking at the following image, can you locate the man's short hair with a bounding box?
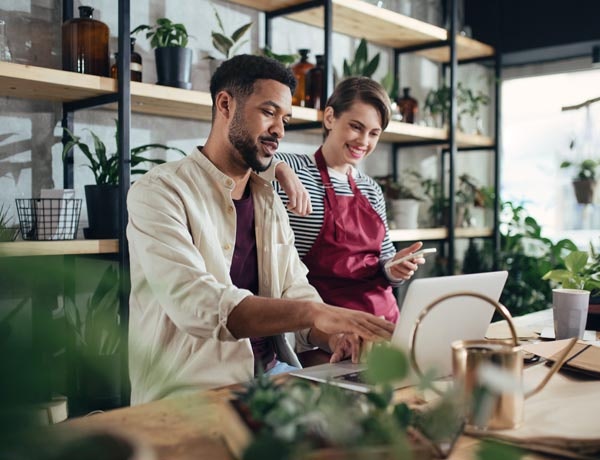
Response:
[209,54,297,118]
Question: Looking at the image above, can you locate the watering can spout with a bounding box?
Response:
[525,337,578,398]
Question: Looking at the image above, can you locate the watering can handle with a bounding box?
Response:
[408,291,519,396]
[525,337,578,398]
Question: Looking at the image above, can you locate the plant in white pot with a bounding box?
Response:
[376,171,426,229]
[132,17,193,89]
[62,122,186,239]
[543,247,600,330]
[560,158,599,204]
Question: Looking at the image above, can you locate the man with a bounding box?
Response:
[127,55,394,405]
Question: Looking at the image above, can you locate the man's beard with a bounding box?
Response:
[228,109,272,173]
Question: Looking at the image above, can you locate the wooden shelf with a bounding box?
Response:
[0,239,119,257]
[0,62,321,126]
[389,227,492,242]
[382,121,494,148]
[0,62,492,147]
[230,0,494,62]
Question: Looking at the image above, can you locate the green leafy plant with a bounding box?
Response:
[375,171,427,201]
[64,265,120,356]
[62,121,186,186]
[0,203,18,241]
[543,249,600,295]
[560,158,599,181]
[261,46,298,66]
[380,71,399,101]
[208,5,252,60]
[342,38,380,78]
[463,201,578,315]
[132,18,190,48]
[424,83,489,125]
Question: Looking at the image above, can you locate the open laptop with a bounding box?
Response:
[290,271,509,392]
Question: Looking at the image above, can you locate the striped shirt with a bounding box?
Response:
[273,152,397,267]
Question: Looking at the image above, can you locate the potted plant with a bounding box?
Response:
[456,173,491,227]
[205,5,252,75]
[376,171,426,229]
[64,264,122,412]
[0,204,18,241]
[132,18,193,89]
[62,122,186,238]
[341,38,380,79]
[423,83,489,132]
[543,247,600,329]
[560,158,598,204]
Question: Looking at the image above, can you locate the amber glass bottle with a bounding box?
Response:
[111,38,142,82]
[397,87,418,123]
[62,6,109,77]
[305,54,325,110]
[291,49,314,107]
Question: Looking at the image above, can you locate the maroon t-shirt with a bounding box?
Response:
[230,188,277,375]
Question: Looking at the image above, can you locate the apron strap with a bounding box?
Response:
[314,149,346,242]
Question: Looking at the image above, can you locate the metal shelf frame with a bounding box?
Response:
[392,0,501,273]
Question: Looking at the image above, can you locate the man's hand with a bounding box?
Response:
[275,162,313,216]
[387,241,426,280]
[329,333,361,363]
[311,303,394,343]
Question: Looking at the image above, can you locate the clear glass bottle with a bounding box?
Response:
[397,87,418,124]
[305,54,325,110]
[0,19,12,62]
[111,38,142,82]
[291,49,314,107]
[62,6,109,76]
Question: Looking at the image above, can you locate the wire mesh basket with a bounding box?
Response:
[15,198,82,241]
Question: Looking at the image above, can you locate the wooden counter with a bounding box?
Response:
[61,311,588,459]
[62,381,552,460]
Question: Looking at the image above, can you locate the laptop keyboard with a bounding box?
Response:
[335,370,368,384]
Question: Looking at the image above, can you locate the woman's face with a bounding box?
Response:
[322,100,383,173]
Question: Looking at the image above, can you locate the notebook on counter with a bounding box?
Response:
[522,339,600,378]
[290,271,509,392]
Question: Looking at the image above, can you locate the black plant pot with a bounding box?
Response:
[587,295,600,330]
[572,179,596,204]
[84,184,119,239]
[155,47,192,89]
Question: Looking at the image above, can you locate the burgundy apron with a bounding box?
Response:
[302,149,399,322]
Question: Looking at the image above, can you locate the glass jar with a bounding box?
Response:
[0,19,12,62]
[305,54,325,110]
[62,6,109,76]
[111,38,142,82]
[397,87,418,124]
[291,49,314,107]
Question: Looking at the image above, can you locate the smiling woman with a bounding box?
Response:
[270,77,429,323]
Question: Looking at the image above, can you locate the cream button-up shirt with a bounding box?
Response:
[127,147,318,405]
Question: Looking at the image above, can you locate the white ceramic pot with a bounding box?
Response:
[390,199,420,229]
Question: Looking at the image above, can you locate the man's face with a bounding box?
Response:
[228,79,292,172]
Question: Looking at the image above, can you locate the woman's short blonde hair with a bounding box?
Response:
[323,76,392,137]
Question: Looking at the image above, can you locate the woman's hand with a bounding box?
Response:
[387,241,426,280]
[275,162,313,216]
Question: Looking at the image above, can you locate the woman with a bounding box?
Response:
[272,77,426,323]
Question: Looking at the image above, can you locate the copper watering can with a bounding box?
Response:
[408,291,577,430]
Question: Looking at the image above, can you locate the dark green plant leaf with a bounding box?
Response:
[355,38,368,67]
[362,54,380,77]
[212,32,234,57]
[231,22,252,43]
